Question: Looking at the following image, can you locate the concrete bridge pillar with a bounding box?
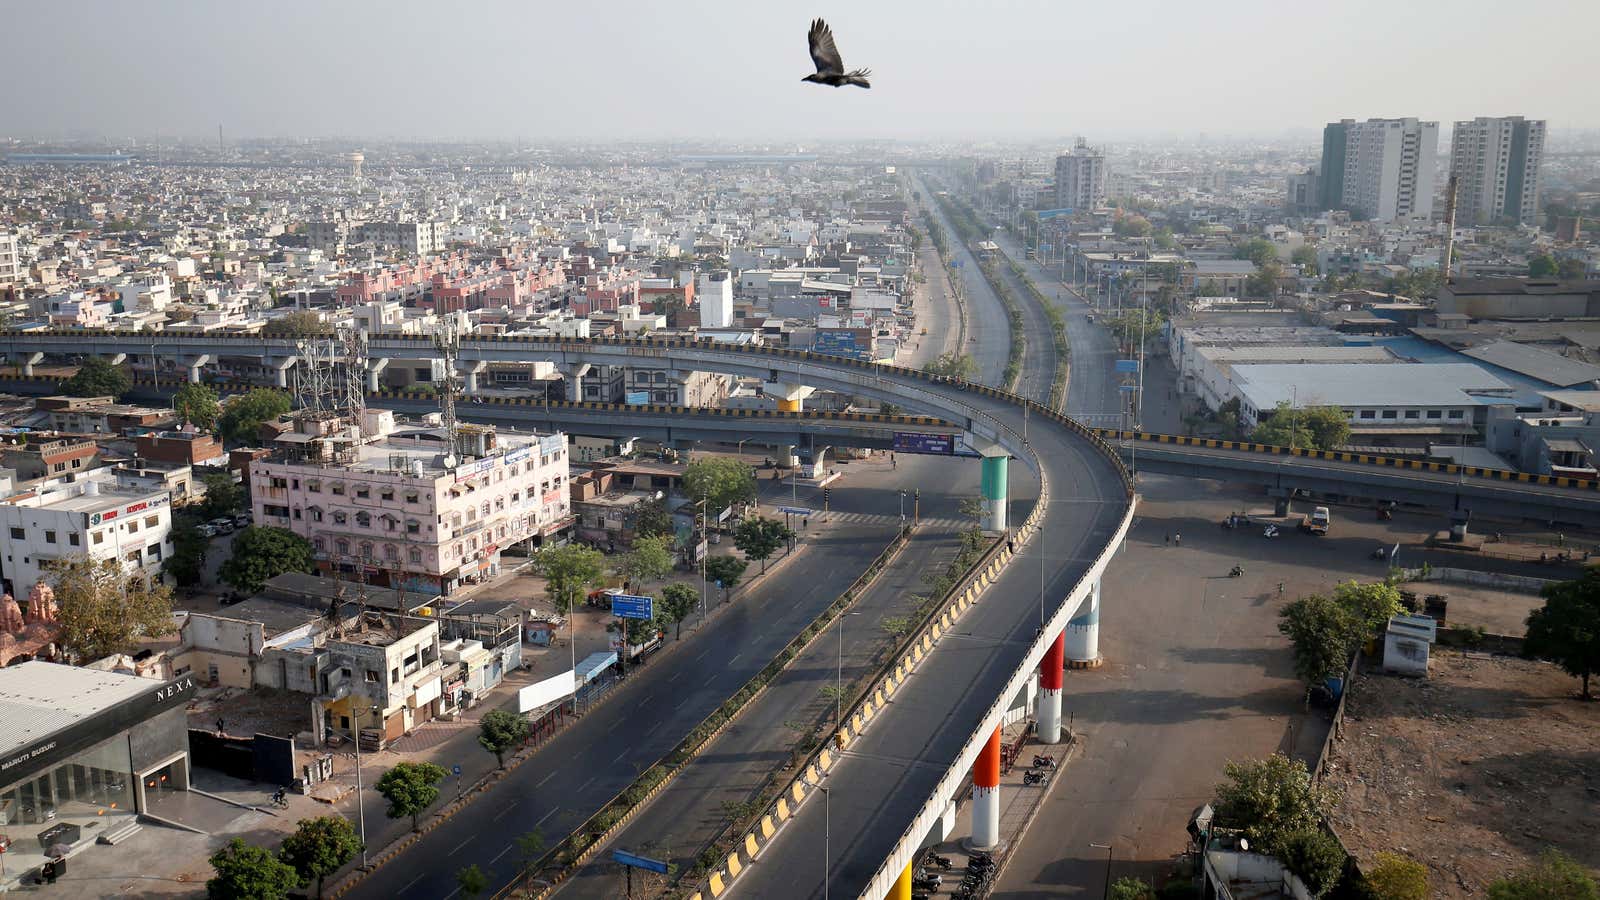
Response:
[273,357,296,388]
[1448,510,1471,543]
[367,358,390,392]
[938,800,957,841]
[180,354,212,384]
[967,726,1002,851]
[781,445,799,469]
[461,360,486,394]
[888,861,913,900]
[1270,488,1292,518]
[563,363,591,402]
[20,353,42,377]
[1064,578,1102,668]
[981,454,1008,532]
[1037,628,1066,744]
[107,353,127,366]
[765,381,814,413]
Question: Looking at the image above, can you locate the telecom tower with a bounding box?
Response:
[432,321,462,469]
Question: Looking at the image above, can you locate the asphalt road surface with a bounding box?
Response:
[346,463,935,900]
[990,229,1122,422]
[727,395,1127,897]
[917,175,1011,390]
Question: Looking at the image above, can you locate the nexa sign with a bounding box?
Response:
[153,677,195,705]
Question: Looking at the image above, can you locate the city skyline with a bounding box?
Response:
[3,0,1597,141]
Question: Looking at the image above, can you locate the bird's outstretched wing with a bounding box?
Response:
[808,18,845,75]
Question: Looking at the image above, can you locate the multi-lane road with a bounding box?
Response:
[345,459,948,900]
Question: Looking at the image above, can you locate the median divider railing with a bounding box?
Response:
[488,526,915,900]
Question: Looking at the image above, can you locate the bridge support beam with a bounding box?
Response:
[765,381,814,413]
[1270,488,1292,518]
[273,357,296,388]
[563,363,591,402]
[1038,629,1066,744]
[967,726,1002,851]
[461,360,486,394]
[887,861,913,900]
[938,800,957,841]
[1065,577,1102,668]
[367,358,390,392]
[107,353,127,366]
[180,354,212,384]
[981,454,1008,532]
[20,353,42,377]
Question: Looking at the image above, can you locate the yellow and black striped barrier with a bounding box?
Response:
[1089,428,1600,491]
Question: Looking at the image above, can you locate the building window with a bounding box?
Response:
[307,481,322,493]
[127,521,139,534]
[408,548,422,564]
[331,483,346,496]
[365,669,379,683]
[1426,410,1442,419]
[93,531,104,545]
[360,542,373,560]
[406,518,421,535]
[1404,410,1420,419]
[385,544,399,561]
[309,507,323,522]
[1448,410,1464,419]
[1359,410,1376,420]
[264,504,291,518]
[148,543,162,561]
[336,539,350,556]
[1381,410,1398,419]
[356,511,371,528]
[355,486,370,499]
[314,537,326,552]
[381,489,394,502]
[405,492,419,504]
[69,533,80,546]
[145,516,159,529]
[44,530,56,544]
[333,511,348,525]
[9,527,23,540]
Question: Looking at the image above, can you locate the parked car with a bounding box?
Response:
[197,523,219,538]
[208,518,236,536]
[232,512,252,528]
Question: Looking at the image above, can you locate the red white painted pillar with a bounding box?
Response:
[1038,629,1066,744]
[970,726,1002,850]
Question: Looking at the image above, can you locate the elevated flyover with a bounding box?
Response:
[1099,430,1600,530]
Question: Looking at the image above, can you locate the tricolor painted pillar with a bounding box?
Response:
[980,455,1008,532]
[969,726,1002,851]
[1065,577,1102,668]
[887,861,913,900]
[1038,629,1066,743]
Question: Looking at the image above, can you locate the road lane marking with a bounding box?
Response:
[534,807,559,829]
[612,748,628,764]
[400,875,424,895]
[491,842,514,865]
[493,802,517,821]
[579,776,596,793]
[668,671,681,682]
[449,837,471,856]
[607,718,622,733]
[729,652,742,665]
[694,648,710,661]
[536,769,560,788]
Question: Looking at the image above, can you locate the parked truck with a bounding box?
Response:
[1302,506,1331,535]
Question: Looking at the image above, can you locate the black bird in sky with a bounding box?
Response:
[802,18,871,89]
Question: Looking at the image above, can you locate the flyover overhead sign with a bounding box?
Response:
[610,594,654,620]
[1115,359,1140,374]
[893,432,955,456]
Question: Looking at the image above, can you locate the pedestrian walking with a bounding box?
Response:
[1164,532,1170,545]
[1174,533,1181,547]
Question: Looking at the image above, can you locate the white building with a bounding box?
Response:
[1228,362,1514,434]
[0,231,19,288]
[1054,140,1106,211]
[0,477,174,597]
[1322,118,1439,223]
[249,416,572,596]
[1450,116,1546,226]
[697,270,734,328]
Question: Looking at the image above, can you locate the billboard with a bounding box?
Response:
[518,670,577,713]
[892,432,955,455]
[625,391,650,405]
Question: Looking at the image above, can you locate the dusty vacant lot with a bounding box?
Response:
[1324,650,1600,898]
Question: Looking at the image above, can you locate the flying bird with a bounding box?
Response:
[802,18,871,89]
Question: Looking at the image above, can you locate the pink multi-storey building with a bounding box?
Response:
[249,416,573,596]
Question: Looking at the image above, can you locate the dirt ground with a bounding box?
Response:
[1403,581,1544,637]
[1324,650,1600,898]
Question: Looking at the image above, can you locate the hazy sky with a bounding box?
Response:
[6,0,1596,142]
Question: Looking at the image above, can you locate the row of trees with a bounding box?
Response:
[1278,580,1403,686]
[1249,402,1352,451]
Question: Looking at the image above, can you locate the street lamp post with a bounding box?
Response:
[353,700,379,869]
[821,787,831,900]
[1089,843,1113,900]
[835,612,861,729]
[899,489,907,530]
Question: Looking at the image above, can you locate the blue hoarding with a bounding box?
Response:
[613,849,670,874]
[1115,359,1140,374]
[625,391,650,405]
[892,432,955,455]
[610,594,654,620]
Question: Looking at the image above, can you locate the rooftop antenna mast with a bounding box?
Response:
[338,324,368,425]
[292,333,336,422]
[433,321,461,470]
[1441,172,1459,287]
